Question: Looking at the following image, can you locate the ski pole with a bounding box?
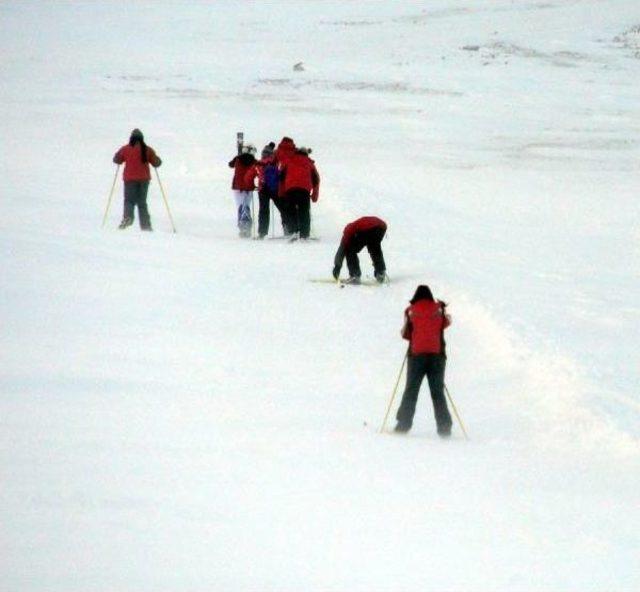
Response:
[270,200,275,238]
[379,348,409,433]
[251,193,255,238]
[101,164,120,228]
[154,168,177,233]
[444,383,469,440]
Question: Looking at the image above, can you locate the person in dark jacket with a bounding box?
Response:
[112,129,162,230]
[395,285,452,437]
[333,216,387,283]
[228,143,257,238]
[244,142,285,238]
[280,146,320,239]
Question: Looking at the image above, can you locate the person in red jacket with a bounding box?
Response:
[112,129,162,230]
[279,146,320,239]
[274,136,296,181]
[395,285,453,437]
[332,216,387,283]
[228,143,257,238]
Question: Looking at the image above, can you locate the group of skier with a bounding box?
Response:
[228,136,320,240]
[111,129,454,438]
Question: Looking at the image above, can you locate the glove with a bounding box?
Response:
[332,266,340,280]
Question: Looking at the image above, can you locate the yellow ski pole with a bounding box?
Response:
[154,168,176,233]
[101,164,120,228]
[444,384,469,440]
[379,348,409,433]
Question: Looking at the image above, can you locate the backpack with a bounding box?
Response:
[263,162,279,193]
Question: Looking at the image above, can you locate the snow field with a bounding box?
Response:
[1,1,639,591]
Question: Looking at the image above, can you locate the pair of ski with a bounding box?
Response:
[269,235,320,243]
[310,277,390,287]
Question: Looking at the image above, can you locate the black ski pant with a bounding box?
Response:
[258,189,286,237]
[284,188,311,238]
[396,353,452,434]
[346,226,386,278]
[123,181,151,230]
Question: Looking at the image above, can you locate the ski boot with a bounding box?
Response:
[375,271,388,284]
[343,275,361,285]
[118,217,133,229]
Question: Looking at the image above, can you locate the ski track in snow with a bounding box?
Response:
[1,1,639,591]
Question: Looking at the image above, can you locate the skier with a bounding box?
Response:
[273,136,297,235]
[228,143,257,238]
[244,142,285,238]
[280,146,320,240]
[395,285,453,437]
[112,128,162,230]
[332,216,388,284]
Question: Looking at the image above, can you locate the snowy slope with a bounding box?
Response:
[1,1,639,591]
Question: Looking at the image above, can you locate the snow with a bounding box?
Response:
[1,1,639,590]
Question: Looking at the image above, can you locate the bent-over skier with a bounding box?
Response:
[333,216,387,284]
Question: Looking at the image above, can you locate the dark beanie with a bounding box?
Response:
[262,142,275,158]
[130,128,144,142]
[409,285,434,304]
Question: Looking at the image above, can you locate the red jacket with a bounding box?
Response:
[244,155,274,192]
[229,154,257,191]
[281,152,320,200]
[341,216,387,248]
[113,144,161,182]
[275,138,296,197]
[401,300,451,355]
[275,137,295,168]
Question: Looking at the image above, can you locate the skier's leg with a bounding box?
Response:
[120,182,136,228]
[395,354,427,431]
[234,191,250,236]
[240,191,252,237]
[298,191,311,238]
[367,240,386,275]
[425,355,452,436]
[290,192,300,235]
[233,190,244,228]
[345,249,362,279]
[281,193,295,236]
[272,195,287,234]
[138,181,152,230]
[258,191,270,237]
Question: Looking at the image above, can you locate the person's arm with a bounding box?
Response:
[228,156,237,168]
[310,164,320,202]
[113,147,124,165]
[148,147,162,168]
[439,301,452,328]
[401,309,412,340]
[332,243,345,279]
